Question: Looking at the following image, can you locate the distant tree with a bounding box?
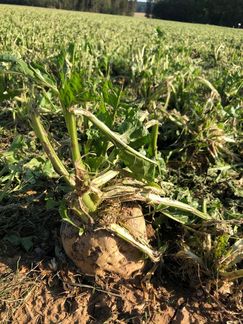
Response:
[136,1,146,13]
[145,0,154,18]
[0,0,137,15]
[151,0,243,27]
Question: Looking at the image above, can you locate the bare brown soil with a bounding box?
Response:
[134,12,146,18]
[1,252,242,323]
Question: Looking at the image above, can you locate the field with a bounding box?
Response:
[0,4,243,323]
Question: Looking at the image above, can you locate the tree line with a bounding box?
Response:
[146,0,243,27]
[136,1,146,12]
[0,0,137,15]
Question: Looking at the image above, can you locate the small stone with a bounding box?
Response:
[196,289,204,297]
[34,247,45,257]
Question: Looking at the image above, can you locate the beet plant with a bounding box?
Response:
[2,46,242,281]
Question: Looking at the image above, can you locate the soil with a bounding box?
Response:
[0,247,242,323]
[0,181,242,323]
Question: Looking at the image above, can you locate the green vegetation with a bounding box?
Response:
[0,5,242,285]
